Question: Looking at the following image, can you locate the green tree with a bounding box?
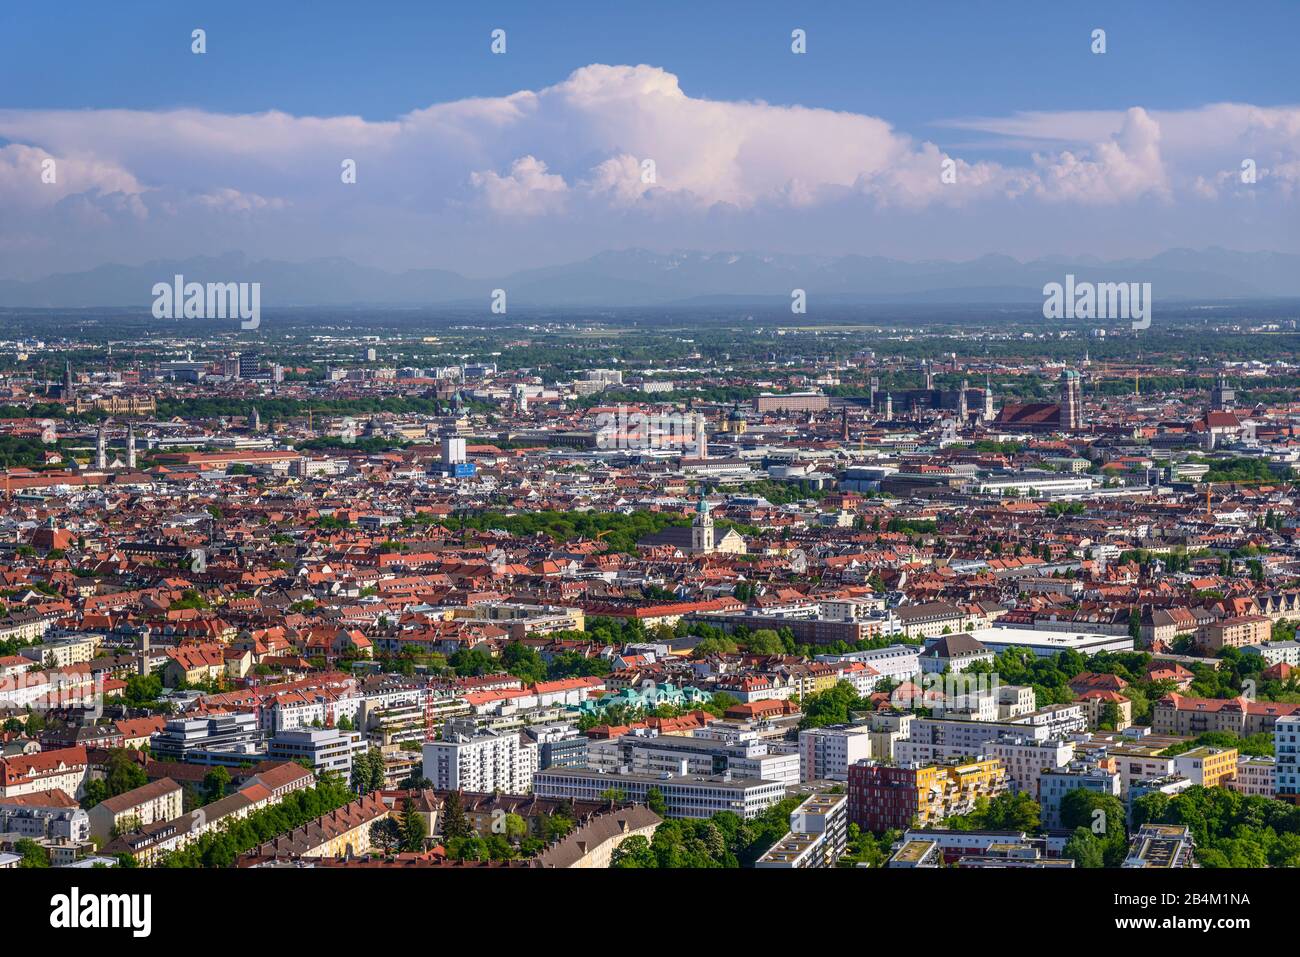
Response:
[503,812,528,843]
[441,790,471,841]
[369,817,402,855]
[1063,827,1107,868]
[946,792,1040,832]
[544,815,576,842]
[105,749,148,797]
[610,834,656,867]
[645,786,668,817]
[502,641,547,684]
[744,629,785,656]
[203,766,231,803]
[1060,789,1128,866]
[14,838,49,868]
[80,777,109,810]
[399,799,428,852]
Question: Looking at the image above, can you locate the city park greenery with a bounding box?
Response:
[611,795,805,868]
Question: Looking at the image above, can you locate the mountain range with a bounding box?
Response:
[2,247,1298,309]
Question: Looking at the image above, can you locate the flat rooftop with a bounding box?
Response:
[972,626,1133,651]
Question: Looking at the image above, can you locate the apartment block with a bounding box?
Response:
[1122,823,1196,868]
[422,721,538,794]
[532,767,785,820]
[1228,754,1275,797]
[987,738,1075,798]
[268,727,366,776]
[798,724,874,782]
[1172,746,1238,788]
[755,792,848,868]
[847,758,1007,832]
[0,747,89,800]
[1275,714,1300,803]
[88,777,184,842]
[1038,765,1121,830]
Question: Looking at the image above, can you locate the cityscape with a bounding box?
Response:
[1,0,1295,935]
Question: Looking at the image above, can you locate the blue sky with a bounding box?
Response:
[1,1,1297,278]
[5,2,1295,124]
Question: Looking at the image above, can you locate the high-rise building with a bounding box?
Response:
[441,433,467,466]
[799,724,874,782]
[421,720,538,794]
[1275,715,1300,804]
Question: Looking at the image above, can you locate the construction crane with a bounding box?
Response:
[1200,478,1287,517]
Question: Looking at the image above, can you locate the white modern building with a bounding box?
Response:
[973,626,1133,658]
[1275,715,1300,801]
[422,721,538,794]
[815,644,920,683]
[1243,641,1300,667]
[532,767,785,820]
[987,738,1075,798]
[972,472,1096,499]
[1228,754,1275,797]
[625,734,800,787]
[799,725,875,782]
[269,727,366,776]
[756,792,848,868]
[1039,765,1121,829]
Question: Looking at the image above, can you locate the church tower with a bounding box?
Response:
[691,497,715,555]
[1060,369,1083,431]
[1211,375,1235,411]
